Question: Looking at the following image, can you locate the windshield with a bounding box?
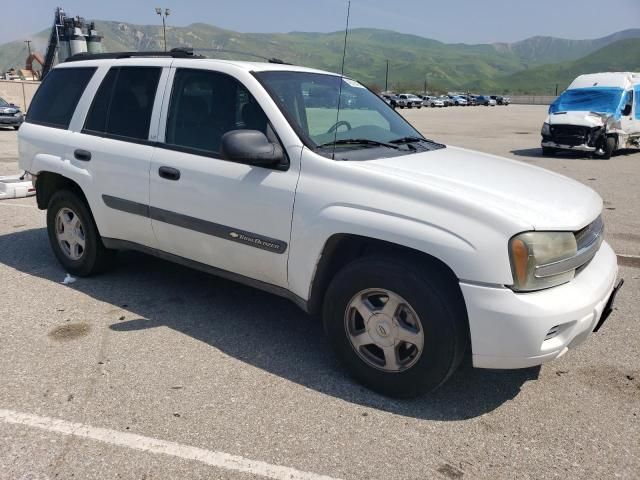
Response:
[255,71,425,153]
[0,97,8,107]
[549,87,625,116]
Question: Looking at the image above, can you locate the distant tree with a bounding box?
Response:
[367,82,383,93]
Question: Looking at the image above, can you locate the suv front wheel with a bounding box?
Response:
[47,190,114,276]
[323,255,468,397]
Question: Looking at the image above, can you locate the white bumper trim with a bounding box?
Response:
[461,242,618,369]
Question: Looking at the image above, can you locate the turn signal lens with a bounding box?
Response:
[510,238,530,286]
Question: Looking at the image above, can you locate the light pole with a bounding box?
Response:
[384,60,389,92]
[155,7,171,52]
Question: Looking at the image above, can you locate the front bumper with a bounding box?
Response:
[461,241,619,369]
[542,140,596,152]
[0,115,23,126]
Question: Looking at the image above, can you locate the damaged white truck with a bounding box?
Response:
[541,72,640,159]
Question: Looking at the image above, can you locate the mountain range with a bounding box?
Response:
[1,21,639,94]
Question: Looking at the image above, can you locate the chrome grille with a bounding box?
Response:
[575,215,604,250]
[535,216,604,278]
[550,125,588,146]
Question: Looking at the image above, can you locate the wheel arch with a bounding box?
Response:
[307,233,467,319]
[35,171,90,211]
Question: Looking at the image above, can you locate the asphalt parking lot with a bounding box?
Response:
[0,105,638,480]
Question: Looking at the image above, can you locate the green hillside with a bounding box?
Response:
[92,22,528,90]
[1,21,639,94]
[472,38,640,94]
[492,29,640,66]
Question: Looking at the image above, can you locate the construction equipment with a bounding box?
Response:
[40,7,104,79]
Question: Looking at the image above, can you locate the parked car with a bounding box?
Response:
[542,72,640,159]
[421,95,445,108]
[381,93,401,108]
[475,95,497,106]
[396,94,422,109]
[490,95,510,105]
[437,96,452,107]
[380,94,393,106]
[449,95,468,106]
[462,94,477,106]
[0,97,24,130]
[19,53,622,398]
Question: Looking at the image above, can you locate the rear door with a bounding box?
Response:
[68,61,170,248]
[148,65,300,288]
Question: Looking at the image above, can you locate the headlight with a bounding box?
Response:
[509,231,577,292]
[541,122,551,136]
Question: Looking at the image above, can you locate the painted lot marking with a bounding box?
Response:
[0,202,38,208]
[0,409,342,480]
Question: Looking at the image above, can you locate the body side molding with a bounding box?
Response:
[102,194,288,254]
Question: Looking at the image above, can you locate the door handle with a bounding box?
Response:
[74,149,91,161]
[158,166,181,181]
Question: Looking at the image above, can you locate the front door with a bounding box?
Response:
[149,67,299,288]
[620,88,639,137]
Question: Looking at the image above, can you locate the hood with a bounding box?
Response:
[546,111,606,128]
[357,146,602,231]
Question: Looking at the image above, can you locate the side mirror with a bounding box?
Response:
[622,104,632,116]
[220,130,285,168]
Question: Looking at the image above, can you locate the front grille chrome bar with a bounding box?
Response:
[535,217,604,278]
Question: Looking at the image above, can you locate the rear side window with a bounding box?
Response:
[26,67,96,129]
[83,67,161,141]
[83,68,118,134]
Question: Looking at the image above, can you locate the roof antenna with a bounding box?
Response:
[332,0,351,160]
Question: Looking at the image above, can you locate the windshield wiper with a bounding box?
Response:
[316,138,399,149]
[390,136,428,144]
[390,136,445,148]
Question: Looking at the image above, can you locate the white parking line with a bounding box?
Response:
[0,202,38,208]
[0,409,342,480]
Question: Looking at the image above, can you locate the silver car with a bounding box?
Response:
[0,97,24,130]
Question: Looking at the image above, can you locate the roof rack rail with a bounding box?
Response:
[65,47,205,62]
[190,48,291,65]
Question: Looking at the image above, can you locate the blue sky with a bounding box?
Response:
[3,0,639,44]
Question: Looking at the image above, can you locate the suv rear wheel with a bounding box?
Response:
[323,256,467,397]
[47,190,114,276]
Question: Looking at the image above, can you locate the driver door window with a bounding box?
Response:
[164,69,268,156]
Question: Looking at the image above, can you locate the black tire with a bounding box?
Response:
[47,190,115,276]
[542,146,556,156]
[594,136,615,160]
[322,256,468,398]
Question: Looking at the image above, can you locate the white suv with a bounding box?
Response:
[19,51,622,397]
